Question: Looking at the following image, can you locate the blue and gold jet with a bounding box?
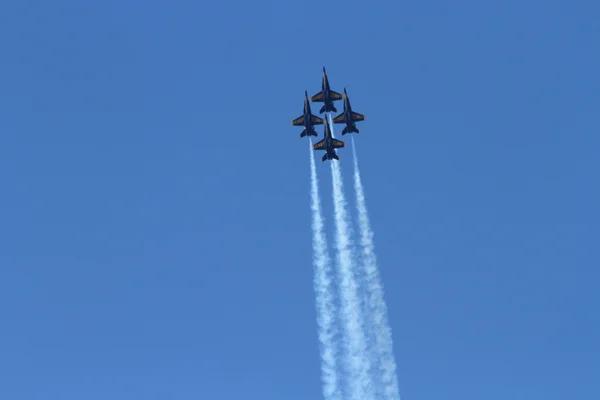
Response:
[312,117,345,162]
[291,91,325,138]
[332,88,366,135]
[310,67,344,114]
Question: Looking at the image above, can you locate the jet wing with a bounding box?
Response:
[351,112,365,122]
[329,90,344,101]
[311,115,324,125]
[332,113,345,124]
[311,91,324,102]
[331,139,345,148]
[292,116,305,126]
[312,139,326,150]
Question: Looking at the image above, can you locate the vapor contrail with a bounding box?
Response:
[309,138,342,400]
[328,114,374,400]
[351,136,400,400]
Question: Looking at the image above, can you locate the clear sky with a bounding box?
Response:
[1,1,599,399]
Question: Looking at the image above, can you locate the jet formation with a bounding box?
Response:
[291,67,365,162]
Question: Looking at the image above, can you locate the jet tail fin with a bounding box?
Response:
[322,153,339,162]
[341,126,359,135]
[319,104,338,114]
[300,128,318,138]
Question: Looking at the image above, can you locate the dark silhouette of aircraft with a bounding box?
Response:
[332,88,365,135]
[311,67,343,114]
[292,91,324,138]
[312,116,345,161]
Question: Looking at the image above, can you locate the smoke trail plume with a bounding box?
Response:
[309,138,342,400]
[351,136,400,400]
[328,115,374,400]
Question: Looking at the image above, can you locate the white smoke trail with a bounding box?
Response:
[309,138,342,400]
[328,114,374,400]
[351,136,401,400]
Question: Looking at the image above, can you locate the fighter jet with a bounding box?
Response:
[311,67,343,114]
[291,91,325,138]
[332,88,366,135]
[312,117,345,162]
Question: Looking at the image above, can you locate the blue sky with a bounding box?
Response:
[1,0,599,399]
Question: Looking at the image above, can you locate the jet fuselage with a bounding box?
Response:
[322,119,339,160]
[302,94,313,129]
[342,93,357,131]
[321,71,336,112]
